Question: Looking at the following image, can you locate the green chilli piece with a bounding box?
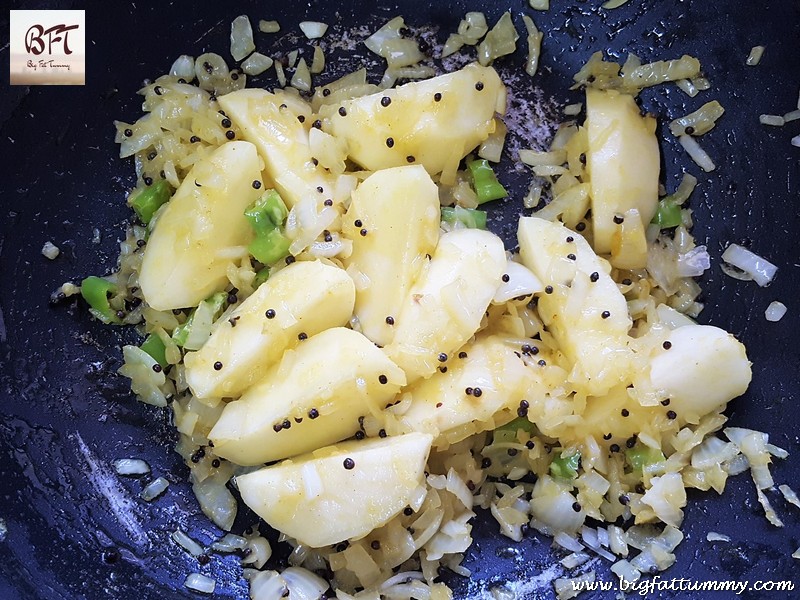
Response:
[253,267,271,288]
[651,197,682,228]
[129,179,172,225]
[140,333,168,367]
[549,451,581,480]
[80,276,121,324]
[249,228,292,266]
[441,206,488,230]
[625,445,666,473]
[468,159,508,204]
[497,416,534,434]
[245,189,291,265]
[244,189,289,236]
[173,292,228,348]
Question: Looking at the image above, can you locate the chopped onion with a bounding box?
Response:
[184,573,216,594]
[211,533,248,552]
[765,301,787,322]
[560,552,591,568]
[602,0,631,8]
[678,134,715,172]
[554,532,584,553]
[113,458,150,476]
[721,244,778,286]
[563,103,582,116]
[311,46,325,74]
[173,529,205,556]
[230,16,255,62]
[793,547,800,560]
[291,58,312,92]
[611,559,640,583]
[784,109,800,123]
[241,52,273,76]
[258,20,280,34]
[757,488,783,527]
[522,15,543,77]
[170,55,195,80]
[41,241,60,259]
[242,536,272,569]
[676,245,710,277]
[529,0,550,9]
[299,21,328,39]
[140,476,169,501]
[759,114,785,127]
[478,12,518,67]
[669,101,725,136]
[706,531,731,542]
[608,525,628,557]
[779,484,800,509]
[792,135,800,148]
[746,45,765,66]
[458,12,489,45]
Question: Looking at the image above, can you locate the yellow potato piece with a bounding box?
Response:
[209,327,406,465]
[139,141,262,311]
[343,165,440,347]
[236,432,432,547]
[184,261,355,399]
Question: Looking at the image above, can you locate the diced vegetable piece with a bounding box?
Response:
[384,229,507,383]
[518,217,633,396]
[441,206,487,230]
[585,88,660,254]
[218,89,333,208]
[140,333,167,367]
[625,445,665,473]
[236,432,433,547]
[652,197,682,228]
[248,228,291,265]
[129,179,172,225]
[185,261,355,399]
[172,292,226,350]
[668,101,725,137]
[522,15,543,77]
[550,451,580,480]
[393,335,541,447]
[318,64,507,184]
[80,276,120,324]
[343,166,440,347]
[645,325,751,423]
[244,189,289,235]
[230,15,255,62]
[477,12,518,67]
[468,159,508,203]
[253,267,270,287]
[209,328,405,465]
[139,142,262,311]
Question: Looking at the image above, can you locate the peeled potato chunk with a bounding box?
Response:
[384,228,507,384]
[518,216,632,396]
[585,88,660,255]
[209,327,406,466]
[342,165,440,347]
[318,63,506,183]
[184,261,355,399]
[236,432,433,547]
[139,141,262,311]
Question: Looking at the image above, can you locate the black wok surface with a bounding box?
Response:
[1,1,798,598]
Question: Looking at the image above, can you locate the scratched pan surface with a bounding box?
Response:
[0,0,798,598]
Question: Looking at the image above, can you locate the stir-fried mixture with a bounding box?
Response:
[61,10,793,600]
